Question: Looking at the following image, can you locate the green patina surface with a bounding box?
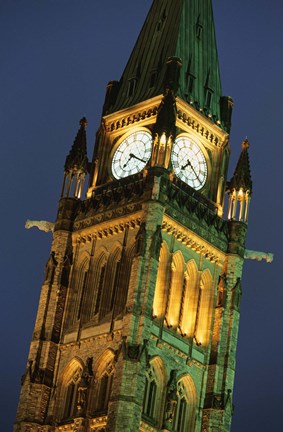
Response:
[109,0,224,129]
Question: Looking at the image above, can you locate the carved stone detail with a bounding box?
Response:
[163,370,178,428]
[74,218,141,245]
[122,338,148,361]
[244,249,273,263]
[162,219,224,263]
[175,97,228,148]
[135,222,147,257]
[150,225,163,260]
[75,357,93,416]
[177,108,221,147]
[44,252,58,284]
[162,177,228,251]
[25,219,54,233]
[74,175,148,230]
[106,106,159,133]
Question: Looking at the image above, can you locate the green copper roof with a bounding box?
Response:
[106,0,229,130]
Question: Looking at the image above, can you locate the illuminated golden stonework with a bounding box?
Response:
[15,2,256,432]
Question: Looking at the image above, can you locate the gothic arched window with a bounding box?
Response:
[113,242,135,318]
[94,261,106,315]
[89,351,115,416]
[172,376,197,432]
[65,255,89,329]
[95,361,115,412]
[195,269,214,346]
[174,381,189,431]
[179,260,198,337]
[166,251,185,328]
[142,357,166,426]
[99,246,122,320]
[85,250,108,321]
[63,372,80,419]
[143,369,158,420]
[153,241,169,319]
[58,359,83,421]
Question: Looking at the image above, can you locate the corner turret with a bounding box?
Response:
[227,139,252,223]
[61,117,89,199]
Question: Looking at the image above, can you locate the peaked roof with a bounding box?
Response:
[65,117,89,174]
[229,139,253,193]
[107,0,226,128]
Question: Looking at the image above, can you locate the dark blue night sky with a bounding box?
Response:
[1,1,282,430]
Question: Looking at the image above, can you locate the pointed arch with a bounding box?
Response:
[77,250,90,268]
[83,248,109,322]
[180,259,199,337]
[66,254,89,328]
[99,244,122,319]
[108,241,123,255]
[153,241,169,319]
[173,374,197,432]
[195,269,214,346]
[166,251,185,328]
[89,349,115,415]
[142,356,166,426]
[61,357,84,384]
[93,349,115,375]
[57,357,84,421]
[113,240,136,317]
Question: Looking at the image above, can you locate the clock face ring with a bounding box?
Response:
[111,130,152,179]
[171,136,208,190]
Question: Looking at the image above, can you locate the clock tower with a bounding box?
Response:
[15,1,252,432]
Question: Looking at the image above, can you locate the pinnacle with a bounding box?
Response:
[229,138,252,193]
[241,138,249,150]
[79,116,88,129]
[64,118,89,174]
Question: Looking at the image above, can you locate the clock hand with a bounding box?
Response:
[181,159,200,181]
[123,153,134,168]
[181,159,191,170]
[123,153,147,169]
[129,153,147,163]
[189,164,200,180]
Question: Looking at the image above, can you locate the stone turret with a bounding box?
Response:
[227,139,252,224]
[61,117,89,199]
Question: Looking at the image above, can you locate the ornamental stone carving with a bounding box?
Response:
[25,219,54,233]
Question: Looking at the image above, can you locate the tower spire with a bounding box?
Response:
[61,117,89,199]
[65,117,88,174]
[105,0,230,129]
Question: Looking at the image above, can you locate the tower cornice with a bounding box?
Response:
[176,97,229,150]
[103,94,163,137]
[102,94,229,153]
[72,213,142,244]
[162,214,226,266]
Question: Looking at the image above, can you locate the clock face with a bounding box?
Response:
[171,136,208,190]
[111,130,152,179]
